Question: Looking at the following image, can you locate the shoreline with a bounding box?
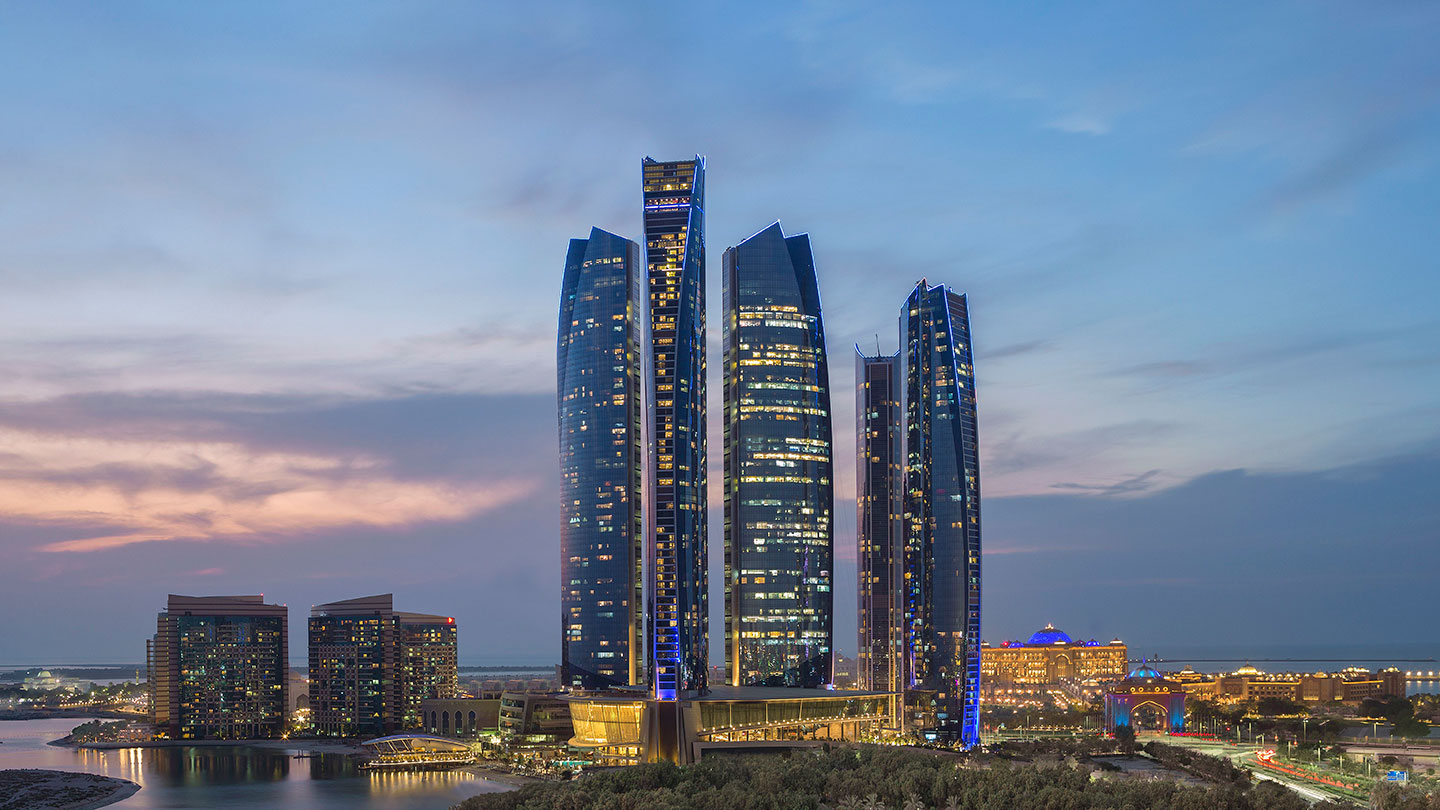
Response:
[48,737,367,755]
[464,764,540,787]
[0,769,139,810]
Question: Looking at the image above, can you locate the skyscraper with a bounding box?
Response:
[309,595,390,736]
[900,281,981,746]
[308,594,458,736]
[148,594,288,740]
[722,222,833,687]
[642,156,707,700]
[557,227,644,690]
[855,348,903,702]
[395,611,459,729]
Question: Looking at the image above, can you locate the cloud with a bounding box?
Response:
[985,420,1179,478]
[1045,113,1110,136]
[0,389,553,553]
[984,447,1440,646]
[1263,123,1420,215]
[0,429,538,553]
[1105,327,1425,388]
[1050,469,1164,496]
[978,338,1053,362]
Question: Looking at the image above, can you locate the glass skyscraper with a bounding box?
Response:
[557,227,644,690]
[856,349,903,701]
[722,222,833,688]
[308,593,458,736]
[147,595,288,740]
[395,612,460,729]
[901,281,981,747]
[642,156,707,700]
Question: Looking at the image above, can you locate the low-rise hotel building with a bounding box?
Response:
[566,686,894,765]
[418,697,501,738]
[1171,664,1406,706]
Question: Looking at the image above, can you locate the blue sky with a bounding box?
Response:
[0,1,1437,665]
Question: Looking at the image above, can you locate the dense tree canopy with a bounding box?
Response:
[456,747,1359,810]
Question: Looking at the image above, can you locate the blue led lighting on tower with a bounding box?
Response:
[557,227,644,690]
[901,281,981,747]
[642,156,707,701]
[723,222,833,688]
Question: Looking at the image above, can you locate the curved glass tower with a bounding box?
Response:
[723,222,833,687]
[557,227,644,690]
[901,281,981,746]
[642,157,707,699]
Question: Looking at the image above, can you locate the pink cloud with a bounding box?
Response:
[0,428,540,553]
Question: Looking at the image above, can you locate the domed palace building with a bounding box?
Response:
[981,624,1129,689]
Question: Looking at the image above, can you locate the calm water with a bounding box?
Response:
[0,718,512,809]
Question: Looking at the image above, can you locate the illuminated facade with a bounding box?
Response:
[396,612,459,729]
[567,686,892,766]
[1172,665,1406,706]
[856,349,903,701]
[148,594,288,739]
[901,281,981,746]
[981,625,1128,687]
[1104,665,1186,733]
[557,227,644,689]
[643,156,708,700]
[308,594,457,736]
[419,697,501,737]
[722,222,833,688]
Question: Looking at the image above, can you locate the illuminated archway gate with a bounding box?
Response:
[1104,665,1186,734]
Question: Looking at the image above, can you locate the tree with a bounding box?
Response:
[1113,723,1136,754]
[1256,697,1309,717]
[1392,714,1432,740]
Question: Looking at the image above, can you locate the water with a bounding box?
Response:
[0,718,513,809]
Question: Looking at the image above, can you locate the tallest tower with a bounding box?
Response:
[642,156,707,699]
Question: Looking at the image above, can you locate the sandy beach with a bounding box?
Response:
[0,768,139,810]
[463,764,539,788]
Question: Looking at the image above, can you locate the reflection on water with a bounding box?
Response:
[0,718,512,809]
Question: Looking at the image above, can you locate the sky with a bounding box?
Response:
[0,1,1437,666]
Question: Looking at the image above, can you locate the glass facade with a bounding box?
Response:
[722,222,833,687]
[642,156,707,699]
[307,595,458,736]
[557,227,644,689]
[396,614,459,729]
[149,595,288,740]
[856,349,903,698]
[901,282,981,747]
[309,609,388,736]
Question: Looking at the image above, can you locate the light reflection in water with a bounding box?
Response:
[0,718,511,809]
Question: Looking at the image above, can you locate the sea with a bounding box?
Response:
[0,717,512,809]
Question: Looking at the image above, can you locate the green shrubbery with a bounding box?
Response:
[68,720,133,743]
[455,746,1356,810]
[1144,741,1250,785]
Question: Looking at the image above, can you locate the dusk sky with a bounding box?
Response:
[2,2,1437,665]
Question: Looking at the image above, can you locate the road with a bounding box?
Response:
[1158,736,1365,806]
